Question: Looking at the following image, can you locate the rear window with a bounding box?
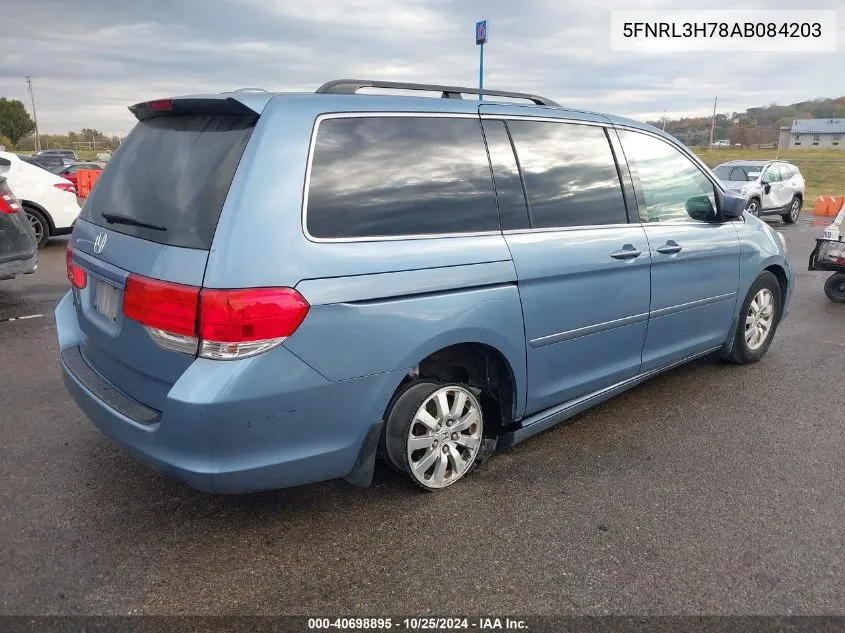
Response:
[81,114,256,250]
[305,116,498,239]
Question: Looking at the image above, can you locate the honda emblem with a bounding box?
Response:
[93,232,108,254]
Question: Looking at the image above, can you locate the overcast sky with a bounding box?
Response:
[1,0,842,135]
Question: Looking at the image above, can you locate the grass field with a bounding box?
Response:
[693,148,845,206]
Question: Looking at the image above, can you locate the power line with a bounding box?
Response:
[24,76,41,152]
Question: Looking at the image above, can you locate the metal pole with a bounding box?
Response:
[662,109,667,131]
[478,42,484,101]
[25,76,41,152]
[709,96,717,147]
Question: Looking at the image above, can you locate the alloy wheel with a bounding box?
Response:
[26,211,44,244]
[745,288,775,350]
[789,199,800,221]
[406,386,483,489]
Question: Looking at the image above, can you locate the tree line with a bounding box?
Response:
[0,97,122,152]
[652,96,845,147]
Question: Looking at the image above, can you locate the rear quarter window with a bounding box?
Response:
[81,114,256,250]
[305,116,498,239]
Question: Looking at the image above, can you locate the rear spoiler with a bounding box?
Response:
[128,92,273,121]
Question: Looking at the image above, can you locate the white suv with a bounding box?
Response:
[0,152,81,247]
[713,160,805,224]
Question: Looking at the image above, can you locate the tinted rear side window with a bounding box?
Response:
[81,114,256,250]
[507,120,627,228]
[306,116,498,239]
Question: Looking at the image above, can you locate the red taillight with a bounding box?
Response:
[199,288,310,342]
[54,182,77,195]
[148,99,173,111]
[0,190,22,214]
[121,274,310,359]
[123,274,199,337]
[65,246,87,289]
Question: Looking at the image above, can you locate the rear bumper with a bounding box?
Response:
[0,253,37,280]
[46,194,81,231]
[55,292,403,493]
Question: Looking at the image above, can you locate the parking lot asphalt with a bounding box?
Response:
[0,220,843,617]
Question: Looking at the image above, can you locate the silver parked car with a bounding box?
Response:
[712,160,805,224]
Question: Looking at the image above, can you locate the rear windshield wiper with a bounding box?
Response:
[101,212,167,231]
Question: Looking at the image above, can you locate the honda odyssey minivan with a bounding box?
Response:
[56,80,793,492]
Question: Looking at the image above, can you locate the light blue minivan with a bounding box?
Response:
[56,80,793,492]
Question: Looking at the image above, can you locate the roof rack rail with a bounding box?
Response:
[316,79,559,106]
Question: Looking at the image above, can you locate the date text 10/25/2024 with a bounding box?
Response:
[308,617,528,630]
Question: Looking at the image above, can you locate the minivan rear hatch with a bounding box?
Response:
[69,96,260,412]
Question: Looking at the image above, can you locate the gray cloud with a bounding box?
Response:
[1,0,842,135]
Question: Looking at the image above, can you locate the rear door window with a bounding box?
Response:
[81,114,256,250]
[506,120,627,228]
[306,116,498,239]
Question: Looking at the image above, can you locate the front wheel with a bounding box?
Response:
[726,271,782,364]
[824,273,845,303]
[745,198,761,217]
[383,381,484,491]
[781,196,801,224]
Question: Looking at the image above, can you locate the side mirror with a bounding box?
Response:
[717,191,746,219]
[761,181,771,194]
[685,195,716,221]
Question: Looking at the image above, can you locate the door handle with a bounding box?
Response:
[610,246,642,260]
[656,241,683,255]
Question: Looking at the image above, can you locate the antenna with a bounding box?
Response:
[25,76,41,152]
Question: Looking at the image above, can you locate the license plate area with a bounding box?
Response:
[93,278,120,322]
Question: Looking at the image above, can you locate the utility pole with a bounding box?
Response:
[662,109,667,131]
[708,96,717,147]
[25,76,41,152]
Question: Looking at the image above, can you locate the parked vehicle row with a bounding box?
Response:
[56,81,793,494]
[713,160,805,223]
[0,152,81,248]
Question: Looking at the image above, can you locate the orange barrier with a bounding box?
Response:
[814,196,845,217]
[76,169,102,199]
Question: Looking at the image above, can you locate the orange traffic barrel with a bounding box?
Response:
[814,196,843,217]
[76,169,102,199]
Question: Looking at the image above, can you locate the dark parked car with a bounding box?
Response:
[22,154,65,172]
[36,149,79,161]
[0,170,38,280]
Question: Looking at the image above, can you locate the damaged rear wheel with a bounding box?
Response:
[384,381,484,491]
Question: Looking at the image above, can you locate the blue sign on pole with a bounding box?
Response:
[476,20,487,100]
[475,20,488,45]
